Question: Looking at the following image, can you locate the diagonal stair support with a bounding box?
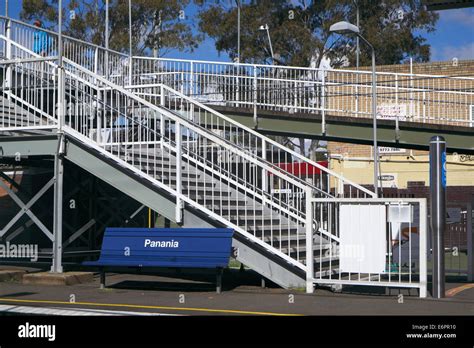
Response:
[0,176,54,241]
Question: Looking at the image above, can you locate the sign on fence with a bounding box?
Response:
[377,103,408,121]
[339,204,386,274]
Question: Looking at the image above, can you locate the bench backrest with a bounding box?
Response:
[96,227,234,268]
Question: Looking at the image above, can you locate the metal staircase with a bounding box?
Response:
[0,17,384,292]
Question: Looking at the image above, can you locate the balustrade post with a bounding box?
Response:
[468,201,473,282]
[175,121,183,224]
[5,18,12,101]
[190,61,194,97]
[253,65,258,128]
[321,69,326,134]
[160,85,165,150]
[305,187,314,293]
[261,139,267,194]
[94,46,99,76]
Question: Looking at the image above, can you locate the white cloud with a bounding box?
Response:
[439,42,474,61]
[439,9,474,27]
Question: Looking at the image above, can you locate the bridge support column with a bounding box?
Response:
[51,151,64,273]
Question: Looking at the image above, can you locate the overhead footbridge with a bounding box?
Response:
[127,59,474,153]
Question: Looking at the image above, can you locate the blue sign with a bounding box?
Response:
[441,151,447,188]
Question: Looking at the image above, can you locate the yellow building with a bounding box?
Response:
[328,143,474,190]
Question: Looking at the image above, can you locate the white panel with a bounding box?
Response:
[339,204,386,274]
[388,204,412,223]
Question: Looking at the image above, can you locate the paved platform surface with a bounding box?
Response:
[0,268,473,316]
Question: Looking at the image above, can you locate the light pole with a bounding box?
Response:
[58,0,63,67]
[105,0,109,51]
[236,0,241,63]
[329,21,379,197]
[259,24,274,64]
[353,0,360,70]
[105,0,109,78]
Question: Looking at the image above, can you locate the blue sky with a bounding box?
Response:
[2,1,473,63]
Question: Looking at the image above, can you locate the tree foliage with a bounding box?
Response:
[20,0,203,56]
[198,0,439,67]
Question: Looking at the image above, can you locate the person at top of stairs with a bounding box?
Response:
[33,20,52,57]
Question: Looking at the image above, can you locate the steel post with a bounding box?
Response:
[51,151,64,273]
[305,188,314,293]
[468,200,473,282]
[430,135,446,298]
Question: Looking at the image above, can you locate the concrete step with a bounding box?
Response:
[182,187,231,197]
[230,215,282,225]
[265,235,332,249]
[111,149,171,162]
[157,172,201,179]
[202,198,249,207]
[0,269,26,282]
[211,205,265,213]
[135,163,184,172]
[190,192,236,202]
[286,247,335,258]
[22,272,94,286]
[247,224,301,234]
[171,179,214,188]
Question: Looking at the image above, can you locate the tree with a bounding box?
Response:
[197,0,439,67]
[20,0,203,56]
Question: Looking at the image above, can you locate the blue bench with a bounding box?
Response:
[83,227,234,293]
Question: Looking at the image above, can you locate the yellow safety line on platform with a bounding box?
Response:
[0,298,302,316]
[445,284,474,297]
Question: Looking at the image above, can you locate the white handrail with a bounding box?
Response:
[133,55,474,81]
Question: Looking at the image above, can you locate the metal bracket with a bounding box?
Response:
[57,133,67,157]
[175,199,184,225]
[395,118,401,142]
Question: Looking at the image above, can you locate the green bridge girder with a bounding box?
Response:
[209,106,474,154]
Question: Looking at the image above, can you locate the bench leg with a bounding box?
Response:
[216,267,223,294]
[100,269,106,289]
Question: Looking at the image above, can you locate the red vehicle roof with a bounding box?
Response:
[271,161,328,176]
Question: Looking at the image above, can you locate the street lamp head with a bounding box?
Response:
[329,21,359,35]
[259,24,269,31]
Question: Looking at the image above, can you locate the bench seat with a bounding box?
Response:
[82,227,234,293]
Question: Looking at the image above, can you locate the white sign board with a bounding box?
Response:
[339,204,386,274]
[379,147,406,154]
[377,103,408,121]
